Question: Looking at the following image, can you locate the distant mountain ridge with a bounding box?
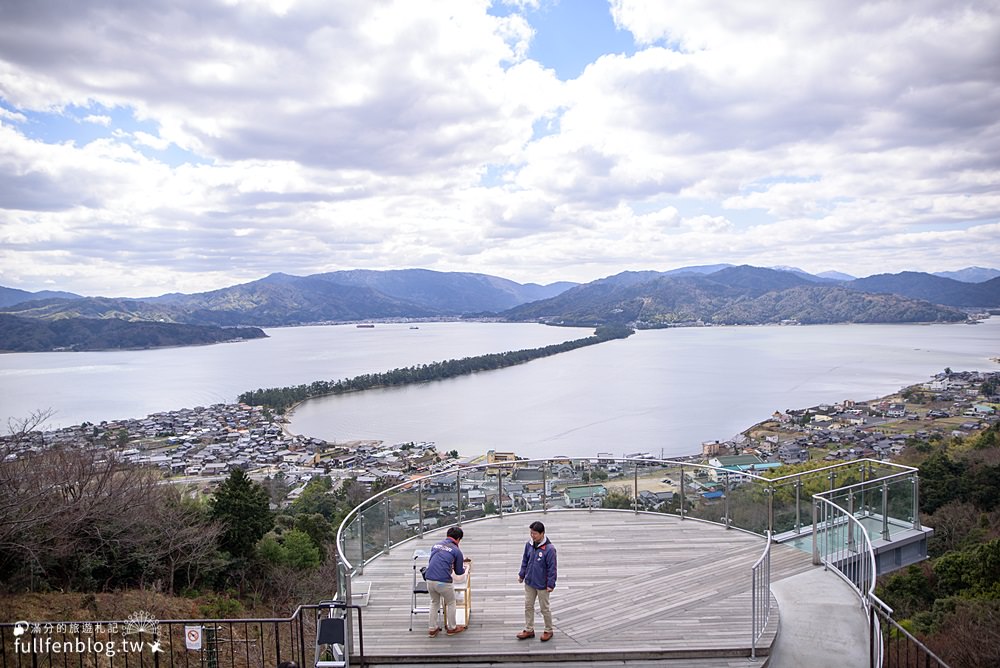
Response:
[1,266,997,339]
[0,269,577,327]
[931,267,1000,283]
[0,286,82,308]
[847,272,1000,308]
[500,266,978,326]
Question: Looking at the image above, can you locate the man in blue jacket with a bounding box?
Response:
[424,526,467,636]
[516,520,557,641]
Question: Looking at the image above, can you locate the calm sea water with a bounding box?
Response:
[2,319,997,458]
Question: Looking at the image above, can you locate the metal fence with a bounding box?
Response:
[0,604,362,668]
[870,600,950,668]
[750,530,772,661]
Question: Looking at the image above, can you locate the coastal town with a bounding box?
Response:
[3,370,998,515]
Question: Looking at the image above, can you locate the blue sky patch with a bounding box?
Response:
[490,0,635,80]
[1,99,208,167]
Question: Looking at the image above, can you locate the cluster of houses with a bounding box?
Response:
[4,371,996,521]
[1,403,448,498]
[702,370,999,465]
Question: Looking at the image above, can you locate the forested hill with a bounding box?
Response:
[501,266,971,326]
[0,314,266,352]
[3,266,994,337]
[239,325,634,412]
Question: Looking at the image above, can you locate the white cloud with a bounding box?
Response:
[0,0,997,296]
[82,114,111,126]
[0,107,27,123]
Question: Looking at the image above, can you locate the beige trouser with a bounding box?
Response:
[523,585,552,632]
[428,581,457,630]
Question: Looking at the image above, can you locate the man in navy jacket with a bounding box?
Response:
[425,526,467,636]
[516,520,557,641]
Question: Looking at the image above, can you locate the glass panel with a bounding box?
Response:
[769,477,802,535]
[495,465,514,517]
[359,499,388,564]
[425,470,459,531]
[387,482,422,546]
[725,473,771,534]
[646,462,684,515]
[548,458,588,510]
[601,457,636,510]
[507,461,546,512]
[884,475,916,536]
[340,514,363,575]
[683,463,729,525]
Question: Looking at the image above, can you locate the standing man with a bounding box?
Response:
[517,520,557,641]
[425,526,467,637]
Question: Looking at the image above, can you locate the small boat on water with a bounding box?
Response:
[356,324,375,328]
[409,326,419,329]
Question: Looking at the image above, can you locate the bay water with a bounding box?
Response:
[3,319,994,459]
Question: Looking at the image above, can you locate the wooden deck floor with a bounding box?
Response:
[343,511,824,665]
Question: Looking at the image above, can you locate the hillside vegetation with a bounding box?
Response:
[877,422,1000,666]
[0,313,266,352]
[502,266,970,326]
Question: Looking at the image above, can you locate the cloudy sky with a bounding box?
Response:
[1,0,998,297]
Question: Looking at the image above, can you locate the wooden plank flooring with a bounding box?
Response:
[345,511,821,665]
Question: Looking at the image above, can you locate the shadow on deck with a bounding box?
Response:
[344,510,857,666]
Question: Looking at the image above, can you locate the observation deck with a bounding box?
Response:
[335,457,928,666]
[342,511,868,666]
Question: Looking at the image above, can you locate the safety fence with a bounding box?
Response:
[0,604,354,668]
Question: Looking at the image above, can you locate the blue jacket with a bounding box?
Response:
[519,537,557,590]
[425,537,465,583]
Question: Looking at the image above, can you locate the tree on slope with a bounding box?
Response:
[210,469,273,560]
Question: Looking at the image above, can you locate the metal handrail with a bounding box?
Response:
[811,495,877,601]
[750,530,772,660]
[0,603,352,668]
[767,459,917,485]
[869,595,951,668]
[334,456,918,573]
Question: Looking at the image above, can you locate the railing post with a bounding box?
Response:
[881,481,890,541]
[633,464,639,514]
[358,513,366,575]
[812,499,822,566]
[418,479,424,538]
[858,463,866,517]
[911,474,921,530]
[457,468,463,525]
[723,472,731,528]
[385,497,391,551]
[542,460,548,512]
[340,561,354,657]
[794,477,802,533]
[498,467,504,518]
[767,484,774,535]
[847,491,856,553]
[679,466,685,519]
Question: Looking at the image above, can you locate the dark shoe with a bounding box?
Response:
[516,630,535,640]
[446,625,466,635]
[540,631,553,642]
[428,627,441,637]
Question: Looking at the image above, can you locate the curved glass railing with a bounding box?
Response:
[334,456,919,597]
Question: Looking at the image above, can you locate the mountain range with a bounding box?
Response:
[1,265,998,351]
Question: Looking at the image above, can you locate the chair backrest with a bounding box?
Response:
[316,617,346,646]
